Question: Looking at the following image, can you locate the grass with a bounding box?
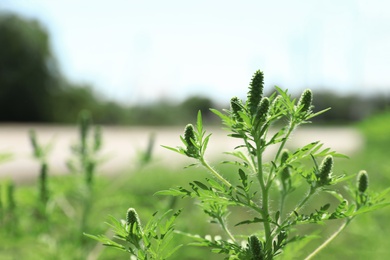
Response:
[0,110,389,259]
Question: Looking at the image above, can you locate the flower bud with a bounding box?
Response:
[184,124,199,158]
[254,97,270,124]
[297,89,312,113]
[318,155,333,186]
[280,150,289,164]
[247,70,264,116]
[280,150,291,190]
[126,208,142,234]
[357,170,368,193]
[230,97,243,121]
[79,110,92,143]
[248,235,263,260]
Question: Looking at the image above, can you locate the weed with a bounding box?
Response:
[29,129,52,215]
[160,70,390,259]
[86,69,389,259]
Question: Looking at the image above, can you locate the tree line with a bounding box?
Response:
[0,12,388,125]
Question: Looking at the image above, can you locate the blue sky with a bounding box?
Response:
[2,0,390,104]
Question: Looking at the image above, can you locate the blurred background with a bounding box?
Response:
[0,1,390,259]
[0,0,389,125]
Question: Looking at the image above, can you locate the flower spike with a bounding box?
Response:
[247,70,264,116]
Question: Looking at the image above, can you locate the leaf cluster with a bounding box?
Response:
[161,70,390,259]
[84,208,182,259]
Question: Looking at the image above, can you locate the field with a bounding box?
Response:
[0,111,389,259]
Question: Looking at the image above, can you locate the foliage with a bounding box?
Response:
[29,129,53,214]
[160,70,390,259]
[0,12,59,122]
[85,208,182,259]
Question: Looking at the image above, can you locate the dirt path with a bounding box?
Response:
[0,125,363,183]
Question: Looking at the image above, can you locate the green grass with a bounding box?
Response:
[1,111,390,259]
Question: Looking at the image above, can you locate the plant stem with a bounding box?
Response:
[218,216,236,243]
[255,139,272,255]
[274,187,316,239]
[304,219,351,260]
[267,121,296,184]
[287,187,315,222]
[279,193,287,224]
[199,157,232,188]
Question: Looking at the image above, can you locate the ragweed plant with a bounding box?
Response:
[29,129,52,213]
[84,208,182,259]
[67,110,104,234]
[160,70,390,259]
[67,110,103,187]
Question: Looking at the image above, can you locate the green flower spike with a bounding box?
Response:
[280,149,289,164]
[79,110,92,143]
[357,170,368,193]
[230,96,243,121]
[126,208,142,234]
[247,70,264,116]
[248,235,264,260]
[255,97,270,125]
[184,124,199,158]
[280,150,291,190]
[297,89,313,113]
[318,155,333,186]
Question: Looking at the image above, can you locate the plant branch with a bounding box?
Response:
[255,138,272,254]
[218,216,236,243]
[304,218,351,260]
[199,157,232,188]
[267,121,296,185]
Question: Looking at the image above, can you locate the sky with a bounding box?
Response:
[2,0,390,104]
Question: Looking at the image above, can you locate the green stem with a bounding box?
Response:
[200,158,232,188]
[287,187,315,222]
[200,156,264,216]
[218,216,236,243]
[274,187,316,238]
[304,218,351,260]
[255,139,272,255]
[267,121,296,185]
[279,193,287,224]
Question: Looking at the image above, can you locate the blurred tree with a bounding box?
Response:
[180,96,214,121]
[0,13,60,122]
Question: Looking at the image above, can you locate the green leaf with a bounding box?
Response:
[197,110,203,135]
[193,181,209,190]
[161,145,185,155]
[155,187,191,197]
[206,178,225,192]
[210,108,231,124]
[235,217,265,226]
[352,202,390,216]
[83,233,127,251]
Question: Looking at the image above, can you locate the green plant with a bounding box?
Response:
[160,70,390,259]
[67,110,103,187]
[85,208,182,259]
[1,181,18,234]
[85,70,389,259]
[29,129,53,212]
[67,111,105,235]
